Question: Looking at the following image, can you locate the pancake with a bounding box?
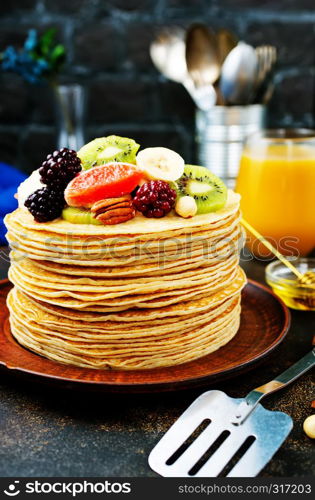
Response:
[8,289,241,370]
[5,190,240,236]
[5,188,246,370]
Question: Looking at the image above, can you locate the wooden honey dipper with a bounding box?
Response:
[241,218,315,287]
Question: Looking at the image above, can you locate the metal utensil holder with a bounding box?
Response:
[196,105,266,188]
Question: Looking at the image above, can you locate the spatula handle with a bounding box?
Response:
[232,348,315,424]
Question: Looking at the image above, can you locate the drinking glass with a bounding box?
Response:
[236,129,315,257]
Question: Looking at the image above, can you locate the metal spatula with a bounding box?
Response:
[149,349,315,477]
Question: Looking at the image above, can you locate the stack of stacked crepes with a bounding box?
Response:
[5,190,245,370]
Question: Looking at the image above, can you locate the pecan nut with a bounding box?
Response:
[97,214,134,225]
[91,195,135,225]
[91,195,132,214]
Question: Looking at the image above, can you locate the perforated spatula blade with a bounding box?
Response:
[149,349,315,477]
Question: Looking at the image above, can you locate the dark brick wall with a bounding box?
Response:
[0,0,315,173]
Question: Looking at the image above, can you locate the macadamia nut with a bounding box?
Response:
[303,415,315,439]
[175,196,197,218]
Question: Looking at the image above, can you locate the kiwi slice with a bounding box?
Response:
[62,207,102,225]
[78,135,140,170]
[176,165,227,214]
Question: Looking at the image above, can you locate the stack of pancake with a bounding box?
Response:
[5,190,246,370]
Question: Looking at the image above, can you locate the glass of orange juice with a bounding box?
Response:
[236,129,315,257]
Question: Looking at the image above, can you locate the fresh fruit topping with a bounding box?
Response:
[25,187,65,222]
[136,147,184,182]
[39,147,82,189]
[65,163,143,207]
[62,207,102,225]
[78,136,140,170]
[17,169,44,208]
[91,195,135,225]
[177,165,227,214]
[175,195,197,218]
[133,180,176,218]
[23,148,82,221]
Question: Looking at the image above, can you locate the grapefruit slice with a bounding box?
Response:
[65,163,143,207]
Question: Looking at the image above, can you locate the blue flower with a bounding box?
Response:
[1,28,65,84]
[1,47,48,84]
[24,29,38,52]
[1,46,18,71]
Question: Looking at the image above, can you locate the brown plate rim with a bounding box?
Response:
[0,278,291,392]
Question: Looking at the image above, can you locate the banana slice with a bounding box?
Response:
[136,147,184,182]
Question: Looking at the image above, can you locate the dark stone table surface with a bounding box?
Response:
[0,247,314,477]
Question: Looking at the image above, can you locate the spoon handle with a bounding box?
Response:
[241,218,303,279]
[183,79,216,111]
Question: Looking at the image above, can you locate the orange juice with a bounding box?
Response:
[236,136,315,257]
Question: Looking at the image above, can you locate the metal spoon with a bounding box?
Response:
[186,23,220,87]
[185,23,220,108]
[216,28,238,65]
[219,41,258,105]
[254,45,277,103]
[150,28,187,83]
[215,28,238,105]
[150,28,216,111]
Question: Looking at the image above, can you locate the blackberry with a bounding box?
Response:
[39,147,82,189]
[25,187,65,222]
[133,180,176,218]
